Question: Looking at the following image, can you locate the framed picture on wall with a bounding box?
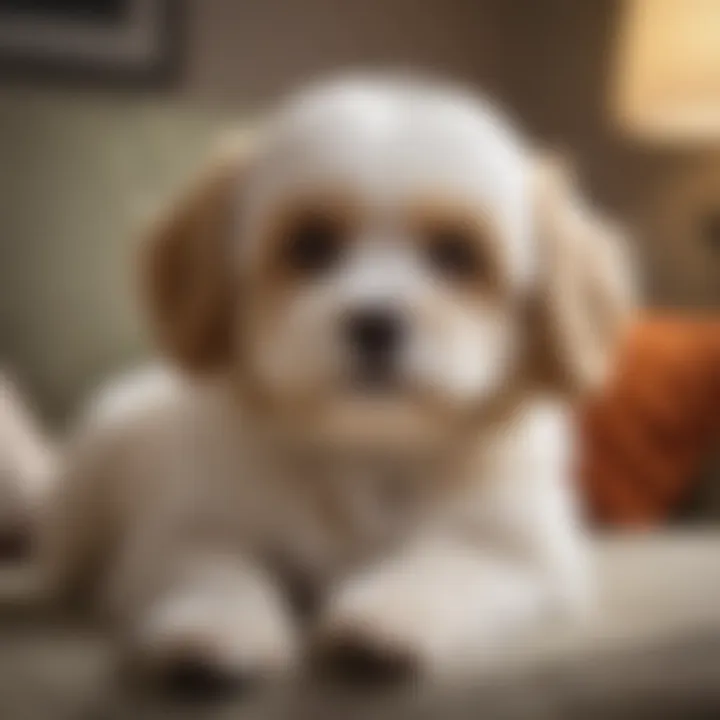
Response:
[0,0,182,85]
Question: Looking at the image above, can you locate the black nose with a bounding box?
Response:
[344,309,405,361]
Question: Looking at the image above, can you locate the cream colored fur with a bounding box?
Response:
[31,76,633,684]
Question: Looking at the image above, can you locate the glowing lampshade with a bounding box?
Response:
[614,0,720,141]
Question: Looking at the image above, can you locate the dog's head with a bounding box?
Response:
[142,77,634,451]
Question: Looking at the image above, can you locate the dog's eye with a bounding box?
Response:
[283,214,344,275]
[425,226,484,280]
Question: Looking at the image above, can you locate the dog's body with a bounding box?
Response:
[36,77,632,684]
[49,365,586,672]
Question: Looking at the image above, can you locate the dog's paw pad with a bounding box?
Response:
[157,653,250,700]
[313,625,420,684]
[125,642,258,701]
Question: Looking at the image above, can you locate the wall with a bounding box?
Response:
[180,0,513,106]
[0,87,228,421]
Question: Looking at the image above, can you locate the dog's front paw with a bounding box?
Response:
[312,616,421,683]
[144,645,251,699]
[312,580,436,683]
[129,593,297,698]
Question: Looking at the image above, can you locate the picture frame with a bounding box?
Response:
[0,0,182,86]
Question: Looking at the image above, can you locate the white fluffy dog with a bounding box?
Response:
[38,76,633,689]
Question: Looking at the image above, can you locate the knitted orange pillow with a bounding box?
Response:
[579,316,720,526]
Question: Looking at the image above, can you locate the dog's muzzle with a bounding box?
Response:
[343,307,406,390]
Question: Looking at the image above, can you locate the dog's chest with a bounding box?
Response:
[258,454,442,581]
[319,461,426,541]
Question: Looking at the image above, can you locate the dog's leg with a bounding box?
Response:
[314,535,565,680]
[118,546,298,695]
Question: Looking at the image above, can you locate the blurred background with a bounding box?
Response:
[0,0,718,422]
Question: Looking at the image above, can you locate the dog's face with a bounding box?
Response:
[144,79,634,450]
[238,83,534,444]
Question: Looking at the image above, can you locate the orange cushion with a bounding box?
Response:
[579,316,720,526]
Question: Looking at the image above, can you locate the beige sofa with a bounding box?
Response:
[1,532,719,718]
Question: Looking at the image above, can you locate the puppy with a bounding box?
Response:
[40,76,634,687]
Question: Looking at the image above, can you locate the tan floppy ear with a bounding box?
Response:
[531,153,636,397]
[140,137,253,373]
